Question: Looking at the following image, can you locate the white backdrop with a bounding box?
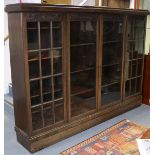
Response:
[4,0,41,94]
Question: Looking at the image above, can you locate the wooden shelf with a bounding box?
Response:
[104,40,121,44]
[71,88,94,97]
[71,67,95,74]
[102,63,120,67]
[102,81,120,87]
[71,42,96,47]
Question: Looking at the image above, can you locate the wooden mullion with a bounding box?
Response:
[23,14,33,134]
[129,18,136,95]
[141,16,147,93]
[135,59,138,93]
[134,18,139,94]
[62,15,68,122]
[66,14,71,120]
[38,21,45,128]
[71,88,94,97]
[71,67,94,74]
[122,15,128,100]
[97,15,103,108]
[50,21,56,124]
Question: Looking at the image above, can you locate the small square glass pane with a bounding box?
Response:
[27,22,39,50]
[43,104,54,126]
[40,22,51,49]
[32,107,43,130]
[29,61,39,79]
[30,80,40,96]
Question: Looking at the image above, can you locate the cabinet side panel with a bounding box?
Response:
[8,13,31,135]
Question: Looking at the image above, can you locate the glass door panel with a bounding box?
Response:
[101,16,123,105]
[27,19,64,131]
[70,15,97,117]
[125,16,145,97]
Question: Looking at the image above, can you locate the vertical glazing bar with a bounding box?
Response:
[62,15,68,122]
[50,21,56,124]
[66,14,71,120]
[141,16,147,93]
[38,21,45,128]
[122,15,128,100]
[135,18,138,93]
[96,14,103,109]
[135,18,139,93]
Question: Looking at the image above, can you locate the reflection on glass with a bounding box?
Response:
[70,20,96,117]
[27,20,64,130]
[102,83,121,104]
[43,93,52,102]
[27,22,39,50]
[101,17,123,105]
[29,52,39,61]
[40,22,51,49]
[125,17,145,97]
[52,22,62,47]
[104,19,123,42]
[70,21,96,44]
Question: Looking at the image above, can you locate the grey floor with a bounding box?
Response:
[4,103,150,155]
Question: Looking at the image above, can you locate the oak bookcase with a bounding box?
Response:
[5,3,149,152]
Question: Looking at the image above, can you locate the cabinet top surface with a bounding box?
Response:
[5,3,149,15]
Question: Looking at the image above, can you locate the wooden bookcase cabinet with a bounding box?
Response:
[5,4,149,152]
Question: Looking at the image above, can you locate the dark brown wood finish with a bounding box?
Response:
[122,15,128,100]
[5,4,149,152]
[142,54,150,105]
[5,3,149,15]
[8,13,32,135]
[96,15,103,111]
[66,13,71,121]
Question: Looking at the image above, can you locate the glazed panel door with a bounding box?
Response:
[124,16,146,98]
[69,14,98,118]
[26,13,66,131]
[101,15,124,106]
